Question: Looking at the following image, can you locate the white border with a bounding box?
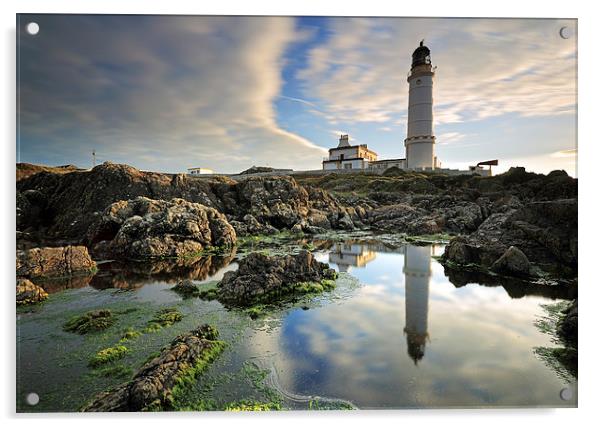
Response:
[2,1,599,426]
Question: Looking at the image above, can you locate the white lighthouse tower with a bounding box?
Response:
[405,40,436,170]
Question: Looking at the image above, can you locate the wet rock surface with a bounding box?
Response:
[16,246,96,279]
[216,250,337,306]
[442,198,577,278]
[16,278,48,305]
[87,197,236,259]
[82,325,224,412]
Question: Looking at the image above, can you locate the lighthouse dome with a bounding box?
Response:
[411,40,431,68]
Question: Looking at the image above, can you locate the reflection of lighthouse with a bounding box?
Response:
[403,245,433,364]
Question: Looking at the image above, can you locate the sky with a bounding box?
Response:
[17,15,577,176]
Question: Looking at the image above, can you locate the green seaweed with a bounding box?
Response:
[119,327,142,342]
[88,345,129,367]
[168,340,227,408]
[63,309,116,334]
[143,307,183,333]
[224,400,281,411]
[89,364,133,380]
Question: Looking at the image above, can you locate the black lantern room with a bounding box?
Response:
[411,40,431,68]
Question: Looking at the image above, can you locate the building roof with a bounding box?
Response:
[328,144,378,156]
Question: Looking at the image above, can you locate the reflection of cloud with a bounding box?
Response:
[258,245,574,408]
[298,18,576,126]
[18,15,327,173]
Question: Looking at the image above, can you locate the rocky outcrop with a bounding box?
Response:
[491,246,532,277]
[442,198,577,278]
[16,246,96,279]
[16,278,48,305]
[216,250,337,306]
[86,197,236,259]
[17,162,352,245]
[82,325,224,412]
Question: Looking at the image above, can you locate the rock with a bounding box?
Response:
[491,246,532,277]
[16,246,96,279]
[171,279,200,297]
[442,198,577,277]
[368,203,442,235]
[82,325,224,412]
[16,278,48,305]
[87,197,236,259]
[217,250,337,306]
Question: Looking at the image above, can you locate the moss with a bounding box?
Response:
[224,400,281,411]
[144,307,183,332]
[88,345,129,367]
[63,309,115,334]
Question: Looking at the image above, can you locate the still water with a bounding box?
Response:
[16,240,577,411]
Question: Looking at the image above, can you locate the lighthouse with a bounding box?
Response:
[405,40,436,170]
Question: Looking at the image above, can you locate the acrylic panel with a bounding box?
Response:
[16,14,577,412]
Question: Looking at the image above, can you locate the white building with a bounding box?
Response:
[322,135,378,170]
[187,167,214,175]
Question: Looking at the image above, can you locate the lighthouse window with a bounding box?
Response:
[416,79,422,85]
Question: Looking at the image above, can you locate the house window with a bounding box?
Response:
[340,154,344,160]
[344,164,352,170]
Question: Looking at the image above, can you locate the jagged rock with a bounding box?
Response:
[442,198,577,277]
[491,246,532,277]
[16,246,96,279]
[216,251,337,306]
[229,214,278,237]
[82,325,224,412]
[16,278,48,305]
[368,203,442,235]
[87,197,236,259]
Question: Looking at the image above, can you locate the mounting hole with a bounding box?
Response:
[26,22,39,36]
[559,387,573,401]
[25,392,39,406]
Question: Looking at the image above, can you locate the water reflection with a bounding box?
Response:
[403,245,433,364]
[329,242,377,271]
[267,241,577,408]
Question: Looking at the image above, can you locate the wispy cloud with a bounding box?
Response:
[18,15,326,173]
[297,18,576,126]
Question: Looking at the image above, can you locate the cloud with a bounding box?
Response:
[550,148,577,158]
[18,15,326,173]
[297,18,576,127]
